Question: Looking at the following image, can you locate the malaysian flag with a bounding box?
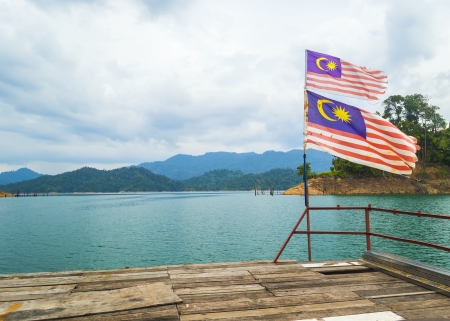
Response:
[306,91,419,175]
[305,50,388,101]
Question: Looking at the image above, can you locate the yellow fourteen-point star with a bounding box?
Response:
[326,60,337,71]
[333,106,351,123]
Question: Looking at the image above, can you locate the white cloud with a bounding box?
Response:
[0,0,449,174]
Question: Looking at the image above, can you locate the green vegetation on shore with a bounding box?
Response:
[183,168,299,191]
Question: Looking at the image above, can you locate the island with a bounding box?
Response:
[283,165,449,195]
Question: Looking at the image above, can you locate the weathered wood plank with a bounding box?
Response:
[370,292,450,310]
[379,297,450,311]
[271,280,409,296]
[310,266,372,273]
[178,299,376,321]
[171,278,258,289]
[175,284,266,296]
[80,271,169,283]
[0,283,182,321]
[0,284,75,293]
[248,265,310,274]
[370,292,445,304]
[300,261,356,268]
[299,311,404,321]
[263,273,397,291]
[354,285,430,298]
[178,291,362,315]
[2,292,71,303]
[0,276,83,288]
[250,271,321,280]
[365,290,435,299]
[35,305,180,321]
[167,260,296,271]
[82,266,168,276]
[169,270,252,279]
[185,306,391,321]
[321,271,392,279]
[256,272,390,286]
[396,306,450,319]
[0,284,75,302]
[179,291,273,305]
[137,283,181,304]
[168,262,298,275]
[168,274,256,285]
[0,270,84,279]
[73,280,167,293]
[0,271,168,289]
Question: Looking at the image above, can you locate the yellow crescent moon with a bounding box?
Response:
[317,99,336,122]
[316,57,327,71]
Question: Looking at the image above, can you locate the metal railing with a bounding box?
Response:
[273,204,450,263]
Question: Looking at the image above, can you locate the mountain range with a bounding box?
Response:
[0,167,300,193]
[0,149,331,191]
[138,149,332,180]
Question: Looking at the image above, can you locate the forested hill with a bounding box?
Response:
[0,167,299,193]
[0,167,184,193]
[138,149,332,180]
[183,168,299,191]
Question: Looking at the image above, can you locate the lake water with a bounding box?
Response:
[0,193,449,274]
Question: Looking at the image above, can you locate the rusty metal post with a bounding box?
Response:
[273,207,309,263]
[307,208,312,261]
[365,204,371,251]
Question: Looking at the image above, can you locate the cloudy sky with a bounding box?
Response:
[1,0,449,175]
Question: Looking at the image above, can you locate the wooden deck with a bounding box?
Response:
[1,260,450,320]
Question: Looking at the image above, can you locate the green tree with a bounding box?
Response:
[403,94,428,125]
[381,95,404,126]
[425,105,446,134]
[331,157,382,178]
[297,162,316,179]
[380,94,446,167]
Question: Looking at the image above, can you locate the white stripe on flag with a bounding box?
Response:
[306,58,388,100]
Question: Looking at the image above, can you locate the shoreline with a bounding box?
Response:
[0,190,13,197]
[283,175,450,195]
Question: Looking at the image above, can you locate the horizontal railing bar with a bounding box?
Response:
[307,206,450,220]
[369,207,450,220]
[308,206,368,210]
[294,231,366,235]
[293,229,450,252]
[370,232,450,252]
[274,205,450,264]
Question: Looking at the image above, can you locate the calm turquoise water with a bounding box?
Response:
[0,193,449,274]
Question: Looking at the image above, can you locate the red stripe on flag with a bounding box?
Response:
[305,82,379,100]
[306,121,418,172]
[306,137,412,172]
[365,123,415,144]
[341,72,388,84]
[308,122,417,162]
[307,73,387,92]
[306,129,409,163]
[341,64,388,80]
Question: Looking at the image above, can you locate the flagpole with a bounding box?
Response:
[303,89,309,207]
[303,50,309,207]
